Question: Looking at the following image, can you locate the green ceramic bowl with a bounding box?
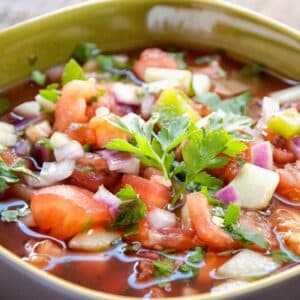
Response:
[0,1,300,299]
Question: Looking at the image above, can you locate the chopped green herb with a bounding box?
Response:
[271,251,293,264]
[80,217,94,233]
[39,83,60,103]
[241,63,265,76]
[226,224,269,249]
[194,92,252,115]
[98,88,106,97]
[71,42,100,64]
[218,68,227,78]
[97,55,128,72]
[153,261,173,278]
[124,242,141,253]
[0,97,11,115]
[62,59,86,85]
[195,55,215,65]
[31,70,46,86]
[223,203,240,227]
[187,247,205,264]
[0,158,37,194]
[114,184,147,236]
[81,166,94,174]
[83,144,94,152]
[36,138,54,150]
[169,52,186,69]
[1,206,30,222]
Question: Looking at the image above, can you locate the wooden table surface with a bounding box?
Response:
[0,0,299,30]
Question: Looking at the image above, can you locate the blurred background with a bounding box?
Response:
[0,0,299,30]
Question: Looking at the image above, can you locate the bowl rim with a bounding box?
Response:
[0,0,300,299]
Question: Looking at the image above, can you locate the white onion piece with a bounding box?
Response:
[54,140,84,162]
[95,106,110,117]
[0,132,17,147]
[101,150,140,174]
[0,121,15,133]
[142,79,180,94]
[141,94,155,118]
[251,141,273,170]
[192,73,211,97]
[262,97,279,122]
[50,132,70,147]
[26,160,75,188]
[35,95,56,113]
[112,83,141,105]
[40,160,75,181]
[14,101,40,117]
[144,68,192,92]
[93,185,120,216]
[269,85,300,104]
[148,208,177,230]
[217,250,280,278]
[69,228,121,252]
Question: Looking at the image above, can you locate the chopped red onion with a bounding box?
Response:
[13,139,31,156]
[93,185,120,216]
[34,143,53,165]
[148,208,177,230]
[141,94,155,118]
[251,141,273,170]
[14,101,40,118]
[14,115,44,131]
[101,150,140,174]
[112,83,141,105]
[25,160,75,188]
[54,140,84,162]
[214,184,237,204]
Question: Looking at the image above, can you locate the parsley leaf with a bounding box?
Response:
[0,158,37,194]
[97,55,128,72]
[153,261,173,278]
[195,55,216,65]
[226,224,269,249]
[114,184,146,236]
[271,251,293,264]
[241,63,265,76]
[0,97,10,115]
[223,203,240,227]
[71,42,100,64]
[39,83,60,103]
[62,59,86,85]
[31,70,46,86]
[187,247,205,264]
[1,206,30,222]
[194,92,252,115]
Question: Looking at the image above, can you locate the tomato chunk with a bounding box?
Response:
[186,192,236,250]
[133,48,179,80]
[31,185,111,239]
[121,175,171,209]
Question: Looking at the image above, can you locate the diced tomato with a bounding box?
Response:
[133,48,179,80]
[128,219,201,251]
[276,162,300,202]
[143,167,164,180]
[186,192,237,250]
[66,124,96,145]
[197,252,228,286]
[0,150,18,165]
[31,185,111,239]
[89,116,128,149]
[273,147,296,165]
[121,175,171,209]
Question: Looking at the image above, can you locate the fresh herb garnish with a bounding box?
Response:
[226,224,269,249]
[0,97,10,115]
[194,92,252,115]
[223,203,240,227]
[195,55,215,65]
[62,59,86,85]
[80,217,94,233]
[36,138,54,150]
[31,70,46,86]
[114,184,146,236]
[153,260,173,278]
[0,158,37,194]
[271,251,292,264]
[39,83,60,103]
[241,63,265,76]
[97,55,128,72]
[105,113,189,179]
[71,42,100,64]
[1,206,30,222]
[187,247,205,264]
[169,52,187,69]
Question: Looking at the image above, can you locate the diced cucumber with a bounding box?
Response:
[217,249,280,278]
